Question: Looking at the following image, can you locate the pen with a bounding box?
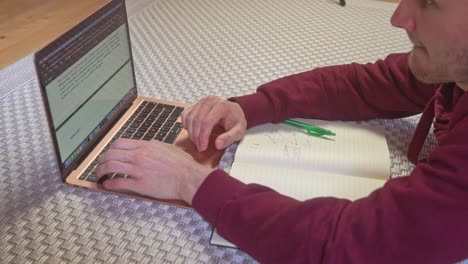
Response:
[282,119,336,136]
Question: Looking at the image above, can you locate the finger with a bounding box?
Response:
[185,96,220,151]
[191,96,221,151]
[97,148,134,164]
[181,106,193,133]
[185,102,202,144]
[102,177,141,193]
[95,160,136,178]
[214,124,244,149]
[183,101,203,143]
[110,138,146,150]
[197,102,231,151]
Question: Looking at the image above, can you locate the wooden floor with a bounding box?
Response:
[0,0,399,69]
[0,0,110,69]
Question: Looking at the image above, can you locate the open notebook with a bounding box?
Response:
[210,118,391,247]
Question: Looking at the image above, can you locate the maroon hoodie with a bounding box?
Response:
[193,53,468,263]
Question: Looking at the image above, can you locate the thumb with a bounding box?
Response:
[215,130,242,150]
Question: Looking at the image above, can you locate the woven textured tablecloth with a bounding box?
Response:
[0,0,446,263]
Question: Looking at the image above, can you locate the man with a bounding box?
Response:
[96,0,468,262]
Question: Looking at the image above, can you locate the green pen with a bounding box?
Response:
[282,119,336,136]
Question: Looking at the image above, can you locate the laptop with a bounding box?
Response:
[34,0,223,206]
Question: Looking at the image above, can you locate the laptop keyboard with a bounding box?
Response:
[78,101,185,183]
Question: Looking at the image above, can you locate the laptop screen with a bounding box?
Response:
[35,0,137,174]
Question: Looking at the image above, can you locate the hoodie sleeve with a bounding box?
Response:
[232,53,438,128]
[193,114,468,263]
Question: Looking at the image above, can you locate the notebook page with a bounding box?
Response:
[230,162,387,201]
[234,119,391,180]
[212,150,388,248]
[210,120,391,248]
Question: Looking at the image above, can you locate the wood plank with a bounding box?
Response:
[0,0,399,69]
[0,0,110,69]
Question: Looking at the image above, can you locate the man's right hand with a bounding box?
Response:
[181,96,247,152]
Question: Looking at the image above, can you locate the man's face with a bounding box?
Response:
[391,0,468,89]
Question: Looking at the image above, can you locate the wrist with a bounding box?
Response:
[179,166,213,205]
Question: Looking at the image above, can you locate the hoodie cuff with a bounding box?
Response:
[229,92,275,128]
[192,169,246,225]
